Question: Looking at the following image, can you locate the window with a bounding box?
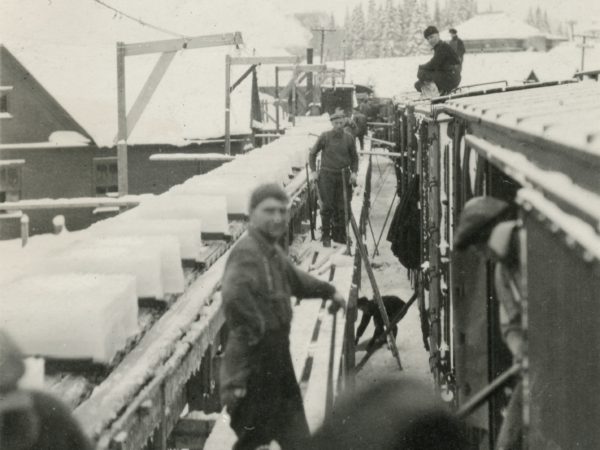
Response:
[0,94,7,113]
[0,163,22,204]
[93,157,118,196]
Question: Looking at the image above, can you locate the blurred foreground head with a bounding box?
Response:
[0,329,25,393]
[308,377,467,450]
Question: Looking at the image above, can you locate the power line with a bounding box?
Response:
[92,0,189,39]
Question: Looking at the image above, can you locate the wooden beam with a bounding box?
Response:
[224,55,232,155]
[230,56,298,66]
[123,32,243,57]
[277,64,326,72]
[229,64,256,93]
[117,51,176,142]
[168,413,215,449]
[116,42,128,196]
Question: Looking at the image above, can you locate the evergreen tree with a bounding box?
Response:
[392,0,406,56]
[364,0,380,57]
[343,7,352,58]
[378,0,397,57]
[433,0,442,28]
[349,4,367,59]
[404,0,430,55]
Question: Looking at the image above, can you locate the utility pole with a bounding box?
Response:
[311,27,336,64]
[575,34,595,71]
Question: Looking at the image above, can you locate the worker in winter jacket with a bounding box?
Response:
[352,108,368,150]
[414,26,461,96]
[220,183,346,450]
[448,28,466,65]
[0,330,93,450]
[309,111,359,247]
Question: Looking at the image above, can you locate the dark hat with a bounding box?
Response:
[449,28,457,34]
[454,197,511,250]
[249,183,289,212]
[423,26,439,39]
[330,110,346,121]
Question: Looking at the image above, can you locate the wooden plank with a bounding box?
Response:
[123,32,243,57]
[290,300,324,379]
[120,51,176,141]
[230,56,298,65]
[277,64,326,72]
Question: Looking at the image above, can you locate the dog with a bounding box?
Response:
[356,295,407,350]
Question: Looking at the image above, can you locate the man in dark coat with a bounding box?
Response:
[448,28,466,65]
[414,26,462,95]
[309,111,359,247]
[220,183,346,450]
[352,108,368,150]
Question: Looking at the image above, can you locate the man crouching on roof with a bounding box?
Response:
[220,183,346,450]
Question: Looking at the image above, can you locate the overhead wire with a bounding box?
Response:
[91,0,189,39]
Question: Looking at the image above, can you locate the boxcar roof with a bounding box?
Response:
[441,81,600,157]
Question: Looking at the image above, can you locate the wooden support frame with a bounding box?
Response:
[115,32,243,195]
[223,55,299,155]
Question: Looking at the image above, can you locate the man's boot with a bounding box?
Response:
[322,236,331,248]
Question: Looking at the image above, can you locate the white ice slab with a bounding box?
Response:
[0,274,138,363]
[171,180,256,216]
[74,236,184,296]
[94,219,202,260]
[44,245,164,300]
[133,194,229,235]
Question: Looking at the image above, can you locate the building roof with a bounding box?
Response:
[0,0,306,148]
[443,12,545,41]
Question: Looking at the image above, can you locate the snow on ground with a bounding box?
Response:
[354,155,432,387]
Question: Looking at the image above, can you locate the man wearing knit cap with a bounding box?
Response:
[309,110,359,247]
[220,183,346,450]
[415,25,462,96]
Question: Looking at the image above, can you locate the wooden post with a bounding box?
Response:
[116,42,128,196]
[291,67,297,126]
[20,214,29,247]
[224,55,232,155]
[275,67,280,133]
[427,121,442,383]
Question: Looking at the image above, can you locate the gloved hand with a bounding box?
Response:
[350,172,358,187]
[328,290,346,314]
[222,386,247,413]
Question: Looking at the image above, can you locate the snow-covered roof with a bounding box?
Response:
[443,12,544,41]
[0,0,309,147]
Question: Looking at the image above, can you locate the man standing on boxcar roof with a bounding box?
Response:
[448,28,466,65]
[220,183,346,450]
[414,26,462,96]
[309,110,359,247]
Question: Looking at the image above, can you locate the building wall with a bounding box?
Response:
[0,45,90,145]
[0,141,247,239]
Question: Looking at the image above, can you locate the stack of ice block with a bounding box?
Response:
[130,195,229,237]
[71,236,184,296]
[92,218,202,260]
[43,245,164,300]
[170,178,256,216]
[0,274,138,363]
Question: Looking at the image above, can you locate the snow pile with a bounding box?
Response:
[128,194,229,236]
[43,245,164,299]
[91,218,202,260]
[440,12,544,40]
[72,236,184,295]
[0,274,138,363]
